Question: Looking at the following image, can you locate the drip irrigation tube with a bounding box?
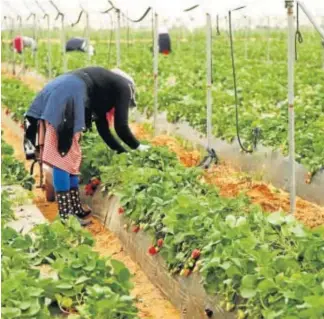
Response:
[228,9,260,154]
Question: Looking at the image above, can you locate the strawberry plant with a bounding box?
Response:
[1,138,35,190]
[79,134,324,318]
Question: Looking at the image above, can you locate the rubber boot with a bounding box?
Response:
[70,187,92,218]
[56,191,91,226]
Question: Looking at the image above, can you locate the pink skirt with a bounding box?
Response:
[41,122,82,175]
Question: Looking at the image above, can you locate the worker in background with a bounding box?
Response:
[24,67,150,226]
[158,26,172,55]
[65,37,95,56]
[13,36,37,54]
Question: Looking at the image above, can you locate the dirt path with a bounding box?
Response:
[1,117,180,319]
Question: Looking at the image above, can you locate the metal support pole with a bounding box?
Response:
[153,13,159,136]
[61,15,67,72]
[216,14,220,35]
[297,1,324,39]
[126,10,130,48]
[286,0,296,214]
[206,13,212,149]
[116,9,121,67]
[321,17,324,69]
[85,11,91,66]
[3,17,10,66]
[9,17,16,74]
[33,14,39,71]
[46,15,52,78]
[244,16,250,59]
[267,16,271,62]
[18,15,25,73]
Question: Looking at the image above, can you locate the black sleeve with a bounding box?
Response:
[114,86,140,150]
[95,116,126,153]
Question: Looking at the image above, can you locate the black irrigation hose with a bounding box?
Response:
[183,4,199,12]
[71,10,84,27]
[295,3,304,60]
[123,7,152,23]
[101,7,114,14]
[228,10,258,153]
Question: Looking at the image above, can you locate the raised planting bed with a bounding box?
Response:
[80,190,235,319]
[133,110,324,206]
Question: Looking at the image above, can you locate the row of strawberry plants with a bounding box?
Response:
[2,199,138,319]
[2,76,37,123]
[2,138,35,190]
[80,131,324,319]
[2,29,323,175]
[1,121,138,318]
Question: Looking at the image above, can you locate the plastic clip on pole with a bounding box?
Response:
[153,13,159,136]
[286,0,296,214]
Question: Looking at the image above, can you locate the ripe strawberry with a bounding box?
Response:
[85,184,94,196]
[157,238,164,247]
[148,246,157,255]
[91,178,101,186]
[132,225,140,233]
[118,207,125,215]
[191,249,201,260]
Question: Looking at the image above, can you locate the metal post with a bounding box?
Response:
[286,0,296,214]
[33,14,39,71]
[116,9,121,67]
[244,16,250,59]
[46,15,52,78]
[216,14,220,35]
[9,17,16,74]
[18,15,25,73]
[206,13,212,149]
[61,15,67,72]
[267,16,271,62]
[297,2,324,39]
[322,18,324,69]
[3,17,10,66]
[126,10,130,48]
[85,11,91,66]
[153,13,159,136]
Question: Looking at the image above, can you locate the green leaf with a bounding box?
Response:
[240,288,257,298]
[2,307,22,318]
[75,276,90,285]
[56,283,73,289]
